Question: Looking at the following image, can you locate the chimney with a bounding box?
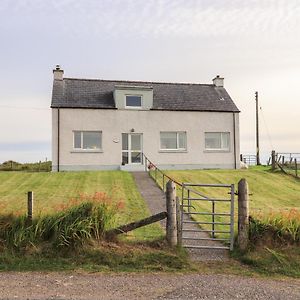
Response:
[53,65,64,80]
[212,75,224,87]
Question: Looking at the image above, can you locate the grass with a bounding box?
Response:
[0,171,175,272]
[233,245,300,278]
[0,200,118,251]
[0,242,191,272]
[163,166,300,212]
[1,167,300,276]
[152,166,300,277]
[150,166,300,238]
[0,171,163,241]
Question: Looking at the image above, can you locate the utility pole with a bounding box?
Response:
[255,91,261,165]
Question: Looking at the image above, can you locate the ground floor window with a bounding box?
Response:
[205,132,230,151]
[73,131,102,150]
[160,132,187,151]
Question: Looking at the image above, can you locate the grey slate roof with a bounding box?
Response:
[51,78,240,112]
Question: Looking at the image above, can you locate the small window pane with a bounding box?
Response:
[122,152,128,165]
[74,131,81,148]
[161,132,177,149]
[82,131,101,149]
[131,134,141,150]
[131,152,142,163]
[122,134,128,150]
[126,95,141,107]
[178,132,186,149]
[221,133,230,150]
[205,133,221,149]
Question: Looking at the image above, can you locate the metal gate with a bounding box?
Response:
[180,183,235,251]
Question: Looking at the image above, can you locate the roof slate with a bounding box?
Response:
[51,78,240,112]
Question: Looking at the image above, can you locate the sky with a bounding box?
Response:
[0,0,299,164]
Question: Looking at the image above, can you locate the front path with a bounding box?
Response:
[131,172,229,261]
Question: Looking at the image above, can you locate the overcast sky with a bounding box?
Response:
[0,0,299,163]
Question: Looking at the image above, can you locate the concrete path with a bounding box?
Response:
[132,172,228,261]
[132,172,167,228]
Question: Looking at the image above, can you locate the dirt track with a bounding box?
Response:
[0,272,299,300]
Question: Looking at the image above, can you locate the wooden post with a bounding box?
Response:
[295,158,298,177]
[240,154,243,162]
[166,180,177,246]
[176,196,182,246]
[271,150,276,170]
[27,191,33,223]
[237,179,249,251]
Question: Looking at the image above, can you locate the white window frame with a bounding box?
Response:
[160,131,187,151]
[73,130,102,151]
[204,132,230,151]
[125,94,143,109]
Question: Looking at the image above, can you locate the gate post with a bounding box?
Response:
[176,196,182,246]
[166,180,177,246]
[237,179,249,251]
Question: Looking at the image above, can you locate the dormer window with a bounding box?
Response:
[125,95,142,108]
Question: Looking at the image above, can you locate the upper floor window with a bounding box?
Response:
[160,132,187,151]
[74,131,102,150]
[205,132,230,151]
[125,95,142,108]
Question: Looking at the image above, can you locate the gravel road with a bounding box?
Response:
[0,272,299,300]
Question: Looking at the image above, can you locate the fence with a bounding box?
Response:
[240,154,257,166]
[270,151,299,178]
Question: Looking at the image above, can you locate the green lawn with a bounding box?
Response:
[151,166,300,240]
[0,171,163,241]
[162,166,300,212]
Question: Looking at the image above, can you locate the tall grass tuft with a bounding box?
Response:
[0,192,124,252]
[250,209,300,245]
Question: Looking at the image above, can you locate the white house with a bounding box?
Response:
[51,66,240,171]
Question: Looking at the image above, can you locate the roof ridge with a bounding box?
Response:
[63,77,215,87]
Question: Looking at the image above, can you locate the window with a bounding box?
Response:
[205,132,230,151]
[73,131,102,150]
[125,95,142,108]
[160,132,187,150]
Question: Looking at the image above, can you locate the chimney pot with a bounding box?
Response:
[53,65,64,80]
[212,75,224,87]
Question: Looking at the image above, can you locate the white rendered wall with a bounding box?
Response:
[52,108,240,171]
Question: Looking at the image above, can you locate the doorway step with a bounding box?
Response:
[120,164,145,172]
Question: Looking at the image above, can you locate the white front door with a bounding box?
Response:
[122,133,143,165]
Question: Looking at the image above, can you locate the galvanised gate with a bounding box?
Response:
[180,183,235,251]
